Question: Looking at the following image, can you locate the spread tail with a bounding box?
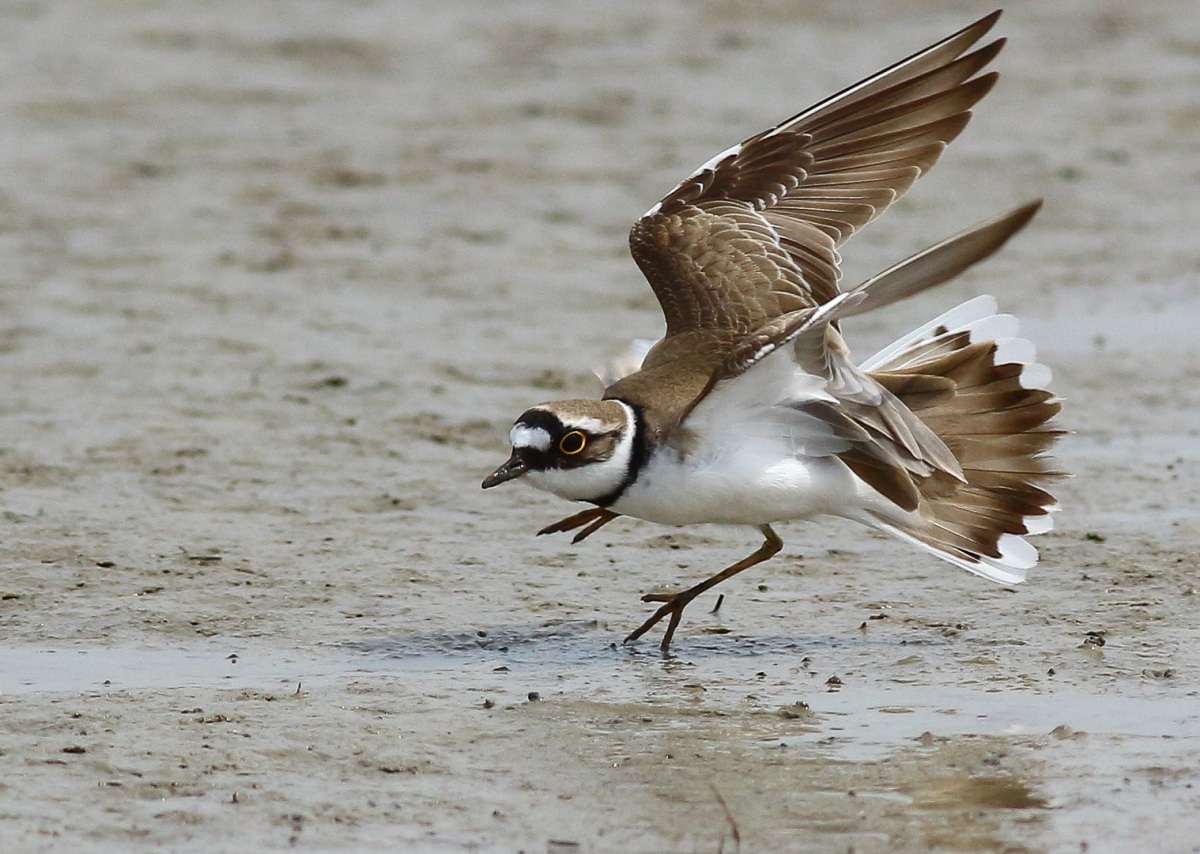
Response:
[860,295,1064,583]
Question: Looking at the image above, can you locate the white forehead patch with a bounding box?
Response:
[510,424,551,451]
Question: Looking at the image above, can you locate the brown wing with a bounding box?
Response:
[629,11,1004,344]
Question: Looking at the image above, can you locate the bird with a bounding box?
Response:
[482,10,1062,656]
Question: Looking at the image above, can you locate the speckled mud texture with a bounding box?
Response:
[1,2,1199,852]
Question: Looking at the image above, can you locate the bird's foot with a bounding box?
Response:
[622,526,783,656]
[623,589,701,656]
[537,507,618,543]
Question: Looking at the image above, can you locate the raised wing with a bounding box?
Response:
[629,11,1004,343]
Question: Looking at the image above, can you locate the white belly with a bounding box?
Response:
[609,443,866,527]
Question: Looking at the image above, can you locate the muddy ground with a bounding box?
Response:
[1,1,1199,852]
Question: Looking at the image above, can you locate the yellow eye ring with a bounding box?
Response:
[559,430,587,455]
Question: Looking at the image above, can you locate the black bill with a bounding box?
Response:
[481,453,527,489]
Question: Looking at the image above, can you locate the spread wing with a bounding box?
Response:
[629,11,1004,345]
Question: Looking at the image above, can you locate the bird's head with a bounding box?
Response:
[482,399,637,503]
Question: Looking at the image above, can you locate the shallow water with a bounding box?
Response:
[4,625,1199,850]
[7,630,1196,753]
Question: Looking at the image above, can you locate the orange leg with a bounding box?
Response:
[624,525,783,656]
[537,507,619,544]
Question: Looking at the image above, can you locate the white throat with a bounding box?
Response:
[526,400,637,503]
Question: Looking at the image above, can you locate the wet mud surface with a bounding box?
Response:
[1,1,1199,851]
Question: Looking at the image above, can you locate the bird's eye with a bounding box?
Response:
[558,431,587,455]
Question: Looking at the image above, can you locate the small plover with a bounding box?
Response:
[484,11,1062,654]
